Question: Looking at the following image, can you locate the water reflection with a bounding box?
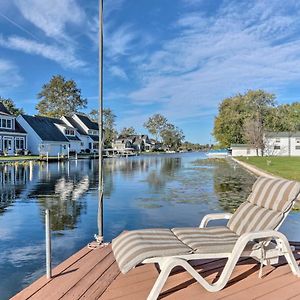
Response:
[0,163,30,213]
[1,153,300,300]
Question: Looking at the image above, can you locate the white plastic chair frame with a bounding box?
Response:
[142,212,300,300]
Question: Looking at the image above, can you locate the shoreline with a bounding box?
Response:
[230,157,278,179]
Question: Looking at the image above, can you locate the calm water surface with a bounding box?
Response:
[0,152,300,299]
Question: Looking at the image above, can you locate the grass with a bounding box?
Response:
[236,156,300,181]
[0,155,40,161]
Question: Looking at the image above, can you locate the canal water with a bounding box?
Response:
[0,152,300,299]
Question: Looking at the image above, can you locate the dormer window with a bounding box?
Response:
[89,130,98,135]
[0,118,12,129]
[65,129,75,136]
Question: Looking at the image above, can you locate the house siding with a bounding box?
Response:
[231,133,300,157]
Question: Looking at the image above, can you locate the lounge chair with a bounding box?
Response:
[112,177,300,300]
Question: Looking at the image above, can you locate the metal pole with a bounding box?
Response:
[45,209,52,278]
[97,0,104,242]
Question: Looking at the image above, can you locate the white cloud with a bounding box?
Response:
[105,24,138,60]
[109,65,128,80]
[104,0,125,18]
[0,59,22,89]
[128,0,300,120]
[14,0,85,41]
[0,35,86,69]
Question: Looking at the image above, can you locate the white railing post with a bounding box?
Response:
[45,209,52,279]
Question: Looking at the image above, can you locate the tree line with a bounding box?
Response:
[213,89,300,155]
[1,74,205,151]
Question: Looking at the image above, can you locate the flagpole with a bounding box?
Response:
[97,0,104,243]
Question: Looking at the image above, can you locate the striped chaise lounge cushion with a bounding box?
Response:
[228,177,300,235]
[112,229,193,274]
[171,226,239,254]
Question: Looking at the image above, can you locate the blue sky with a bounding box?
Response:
[1,0,300,143]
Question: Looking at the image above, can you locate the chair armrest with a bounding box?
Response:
[199,213,233,228]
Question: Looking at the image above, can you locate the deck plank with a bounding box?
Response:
[12,246,92,300]
[11,243,300,300]
[28,245,112,300]
[61,252,118,300]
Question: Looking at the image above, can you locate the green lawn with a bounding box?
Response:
[0,155,40,161]
[237,156,300,181]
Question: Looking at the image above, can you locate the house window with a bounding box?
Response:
[296,145,300,150]
[274,145,281,150]
[246,148,251,154]
[0,118,13,129]
[15,137,25,150]
[65,129,75,136]
[81,142,84,146]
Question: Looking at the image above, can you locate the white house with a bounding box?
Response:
[53,119,82,153]
[0,103,27,155]
[231,132,300,157]
[62,114,99,153]
[17,115,70,156]
[230,144,260,157]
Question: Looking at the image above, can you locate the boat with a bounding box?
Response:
[206,149,228,158]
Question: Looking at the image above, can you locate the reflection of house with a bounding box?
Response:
[231,132,300,156]
[0,103,27,155]
[17,115,70,156]
[62,114,99,153]
[0,164,30,211]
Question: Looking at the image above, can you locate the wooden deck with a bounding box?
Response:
[12,242,300,300]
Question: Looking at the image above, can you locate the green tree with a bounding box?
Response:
[36,75,87,117]
[89,108,117,147]
[161,123,185,150]
[120,126,137,136]
[88,109,98,122]
[143,114,168,142]
[0,97,24,115]
[213,94,249,147]
[266,103,300,132]
[103,108,117,147]
[213,90,276,148]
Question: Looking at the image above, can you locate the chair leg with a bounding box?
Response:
[147,255,239,300]
[277,237,300,277]
[147,260,175,300]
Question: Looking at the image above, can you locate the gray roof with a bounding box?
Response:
[63,116,87,135]
[75,114,98,130]
[230,144,254,148]
[67,135,81,141]
[265,131,300,138]
[22,115,69,142]
[89,135,99,142]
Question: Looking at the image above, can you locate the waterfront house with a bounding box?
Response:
[17,115,70,156]
[111,137,133,150]
[0,103,27,155]
[63,113,99,153]
[230,144,259,157]
[231,131,300,156]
